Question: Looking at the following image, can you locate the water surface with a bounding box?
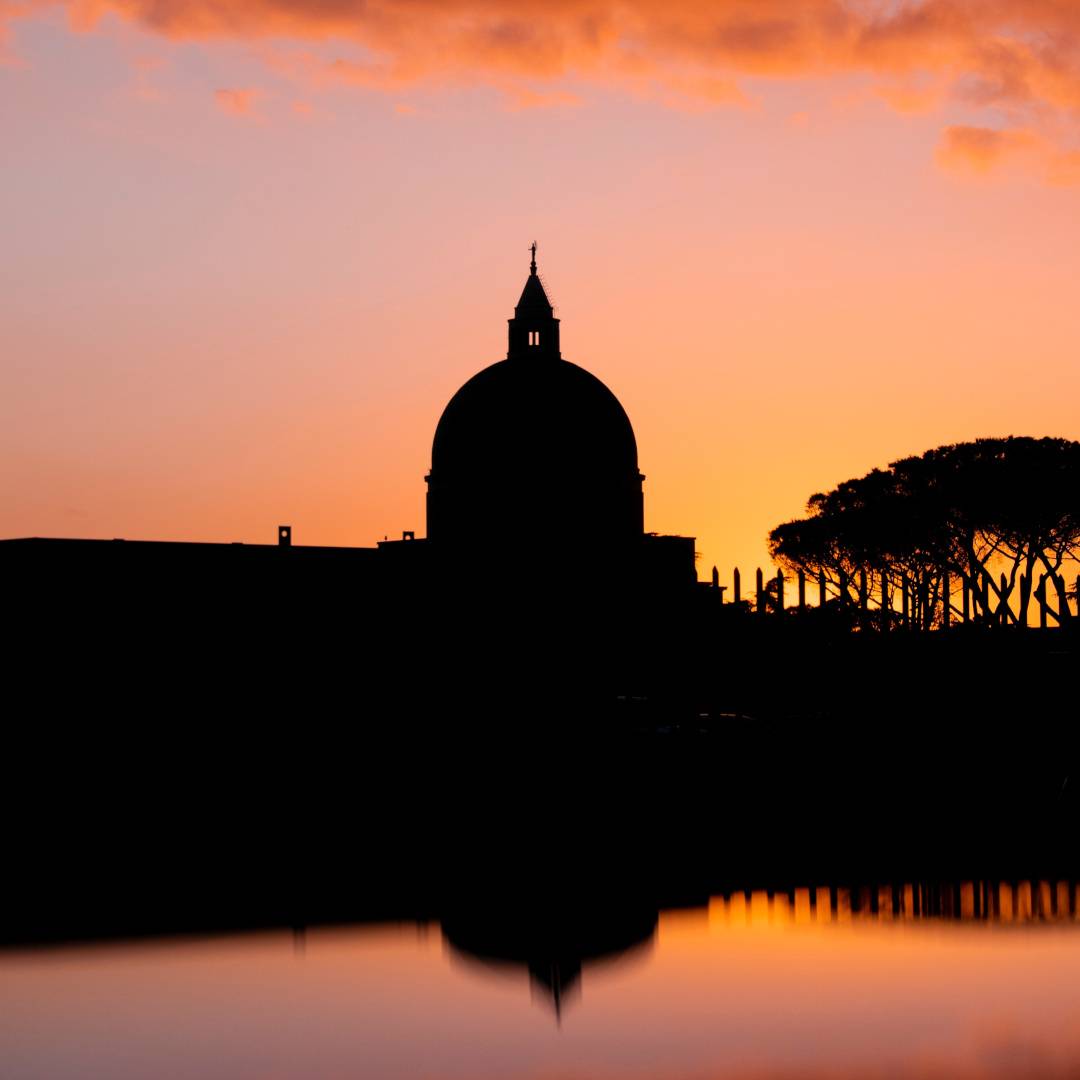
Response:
[3,882,1079,1079]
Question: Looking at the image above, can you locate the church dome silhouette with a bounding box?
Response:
[426,249,644,551]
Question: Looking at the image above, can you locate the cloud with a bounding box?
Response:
[937,124,1080,185]
[937,124,1038,175]
[0,0,46,60]
[9,2,1080,175]
[214,87,258,117]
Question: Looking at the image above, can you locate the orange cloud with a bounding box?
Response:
[9,2,1080,173]
[937,124,1038,175]
[213,87,258,116]
[938,123,1080,185]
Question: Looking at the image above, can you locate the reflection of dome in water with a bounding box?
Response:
[426,252,644,549]
[441,902,657,1019]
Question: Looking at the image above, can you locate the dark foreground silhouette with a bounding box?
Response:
[3,519,1078,949]
[3,659,1077,950]
[3,251,1077,945]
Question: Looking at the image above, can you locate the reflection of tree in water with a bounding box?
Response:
[441,903,657,1020]
[705,881,1080,926]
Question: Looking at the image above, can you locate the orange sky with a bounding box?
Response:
[3,1,1080,577]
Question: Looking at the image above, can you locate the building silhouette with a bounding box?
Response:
[427,247,644,556]
[1,249,699,726]
[403,248,696,594]
[1,249,695,600]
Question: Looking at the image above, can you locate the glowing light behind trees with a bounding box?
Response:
[769,437,1080,627]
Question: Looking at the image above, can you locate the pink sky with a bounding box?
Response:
[3,1,1080,577]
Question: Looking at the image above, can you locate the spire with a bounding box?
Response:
[508,243,560,360]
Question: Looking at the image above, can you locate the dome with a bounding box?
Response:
[426,255,644,551]
[431,358,639,480]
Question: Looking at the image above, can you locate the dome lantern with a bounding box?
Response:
[507,243,561,361]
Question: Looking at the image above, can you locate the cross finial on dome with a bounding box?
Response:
[529,241,537,275]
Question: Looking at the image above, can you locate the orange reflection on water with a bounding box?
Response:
[2,883,1080,1080]
[705,881,1079,928]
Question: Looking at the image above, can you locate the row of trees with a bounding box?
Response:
[768,437,1080,628]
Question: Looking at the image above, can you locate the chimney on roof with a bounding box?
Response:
[278,525,292,547]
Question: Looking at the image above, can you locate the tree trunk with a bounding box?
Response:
[1035,551,1073,623]
[1018,571,1031,628]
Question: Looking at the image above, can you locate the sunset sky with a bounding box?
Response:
[4,1,1080,578]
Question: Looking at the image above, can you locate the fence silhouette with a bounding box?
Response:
[708,565,1080,629]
